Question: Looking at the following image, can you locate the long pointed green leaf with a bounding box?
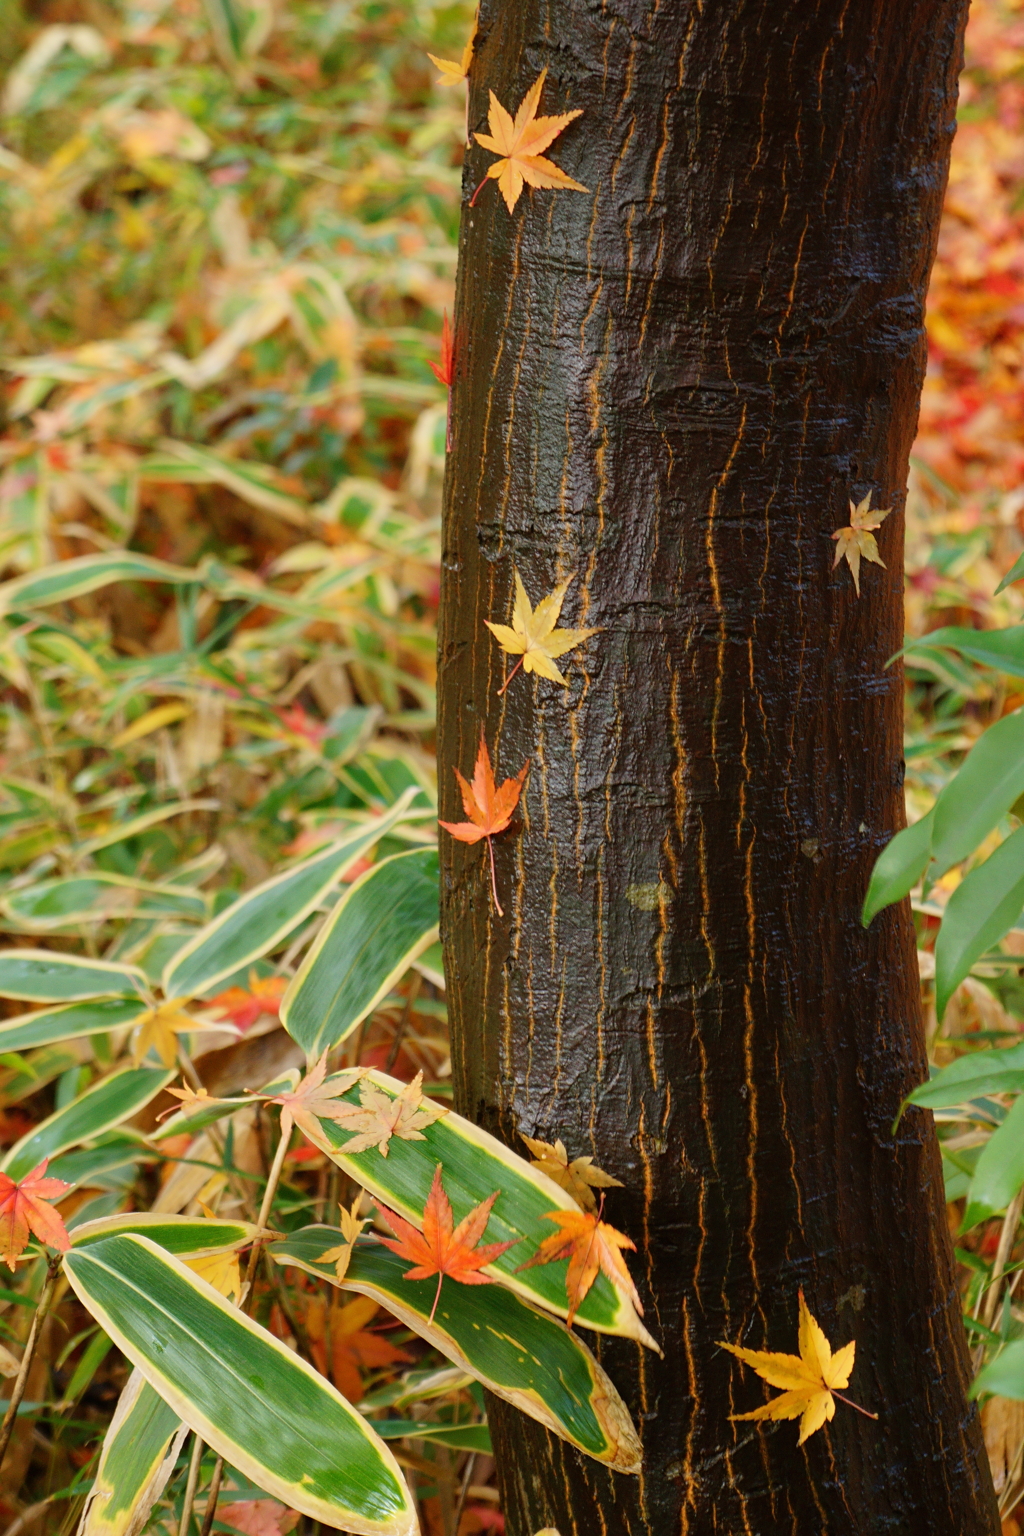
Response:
[0,998,147,1053]
[0,553,198,615]
[3,874,206,929]
[862,809,934,926]
[0,950,146,1002]
[902,624,1024,679]
[281,848,439,1058]
[907,1043,1024,1109]
[973,1339,1024,1398]
[935,825,1024,1017]
[2,1065,173,1180]
[80,1369,188,1536]
[164,795,416,1000]
[270,1230,641,1473]
[64,1235,417,1536]
[299,1069,656,1348]
[962,1095,1024,1231]
[931,708,1024,877]
[71,1212,257,1256]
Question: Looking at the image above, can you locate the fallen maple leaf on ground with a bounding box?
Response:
[308,1293,412,1401]
[520,1134,622,1213]
[471,70,587,213]
[518,1204,642,1326]
[0,1159,70,1269]
[209,971,287,1031]
[218,1498,299,1536]
[333,1070,447,1157]
[376,1163,519,1323]
[131,1001,200,1068]
[265,1053,365,1146]
[485,569,598,693]
[439,734,528,915]
[832,493,891,596]
[185,1248,241,1301]
[719,1290,876,1444]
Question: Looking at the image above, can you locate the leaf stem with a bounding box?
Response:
[831,1389,878,1421]
[429,1272,443,1326]
[0,1255,61,1476]
[496,656,523,696]
[198,1455,224,1536]
[485,836,503,917]
[468,175,490,207]
[177,1433,204,1536]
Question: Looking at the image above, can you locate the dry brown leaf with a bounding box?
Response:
[520,1133,622,1213]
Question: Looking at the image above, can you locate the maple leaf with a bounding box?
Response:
[317,1193,369,1283]
[471,70,588,214]
[720,1289,876,1444]
[517,1204,642,1326]
[831,493,892,597]
[429,312,454,451]
[0,1159,70,1270]
[185,1248,242,1301]
[209,971,287,1032]
[265,1053,365,1147]
[332,1070,447,1157]
[219,1499,299,1536]
[438,733,529,916]
[427,15,476,86]
[312,1293,412,1401]
[485,569,598,694]
[376,1163,519,1323]
[131,1001,201,1068]
[520,1133,622,1214]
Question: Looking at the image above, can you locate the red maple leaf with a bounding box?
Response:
[0,1159,71,1270]
[376,1164,518,1323]
[429,311,454,449]
[209,971,288,1032]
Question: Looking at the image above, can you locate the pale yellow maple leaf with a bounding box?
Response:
[317,1194,369,1283]
[485,568,598,691]
[720,1290,874,1444]
[131,1001,200,1068]
[472,70,587,214]
[831,493,891,597]
[185,1248,242,1301]
[427,14,476,85]
[333,1070,447,1157]
[520,1133,622,1213]
[265,1053,365,1147]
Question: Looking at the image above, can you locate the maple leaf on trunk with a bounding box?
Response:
[439,733,528,915]
[471,70,587,213]
[0,1159,71,1270]
[429,311,454,449]
[376,1163,519,1323]
[831,493,891,596]
[485,568,598,693]
[517,1203,644,1328]
[720,1290,876,1444]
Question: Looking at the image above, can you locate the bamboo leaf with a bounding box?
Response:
[80,1369,188,1536]
[0,553,197,615]
[71,1212,257,1256]
[2,874,205,929]
[901,624,1024,679]
[64,1234,418,1536]
[294,1069,656,1348]
[973,1339,1024,1399]
[862,810,934,926]
[907,1042,1024,1109]
[77,799,219,857]
[164,795,417,1000]
[934,825,1024,1017]
[0,998,147,1054]
[269,1230,640,1472]
[281,849,439,1058]
[0,950,146,1002]
[2,1065,173,1180]
[931,709,1024,876]
[962,1096,1024,1230]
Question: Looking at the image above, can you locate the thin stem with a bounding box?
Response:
[240,1112,291,1309]
[485,837,503,917]
[496,656,523,696]
[451,1452,476,1536]
[468,175,490,207]
[831,1389,878,1422]
[0,1255,61,1476]
[386,974,421,1072]
[429,1273,443,1326]
[178,1433,205,1536]
[198,1456,224,1536]
[974,1185,1024,1373]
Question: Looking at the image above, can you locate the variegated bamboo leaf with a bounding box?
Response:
[2,1065,173,1180]
[0,552,196,616]
[0,998,148,1054]
[79,1369,188,1536]
[0,950,146,1003]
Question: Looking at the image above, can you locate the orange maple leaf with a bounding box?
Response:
[517,1203,642,1326]
[376,1163,519,1324]
[307,1292,412,1401]
[210,971,288,1032]
[0,1159,71,1270]
[471,70,587,213]
[438,733,528,916]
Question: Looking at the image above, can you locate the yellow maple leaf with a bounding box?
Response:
[520,1133,622,1213]
[265,1053,366,1147]
[332,1071,447,1157]
[472,70,587,214]
[485,568,598,692]
[185,1248,241,1301]
[317,1194,368,1283]
[131,1001,199,1068]
[427,14,476,86]
[720,1290,875,1444]
[831,493,891,597]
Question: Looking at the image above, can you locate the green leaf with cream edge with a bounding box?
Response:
[63,1234,418,1536]
[79,1369,188,1536]
[281,847,439,1058]
[270,1229,642,1473]
[279,1066,656,1348]
[1,1065,173,1180]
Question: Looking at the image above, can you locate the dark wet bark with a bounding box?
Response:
[437,1,998,1531]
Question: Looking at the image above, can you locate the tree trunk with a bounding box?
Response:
[437,2,999,1532]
